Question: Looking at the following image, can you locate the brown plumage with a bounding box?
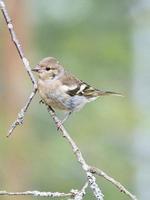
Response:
[32,57,122,123]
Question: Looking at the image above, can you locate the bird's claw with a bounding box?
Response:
[39,99,44,104]
[56,121,62,131]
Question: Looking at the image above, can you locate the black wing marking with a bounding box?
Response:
[66,81,98,97]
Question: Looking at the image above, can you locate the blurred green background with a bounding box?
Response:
[0,0,150,199]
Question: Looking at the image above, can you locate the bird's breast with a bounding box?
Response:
[37,79,96,112]
[38,79,70,110]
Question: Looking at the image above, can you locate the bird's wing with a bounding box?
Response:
[60,71,123,97]
[60,71,98,97]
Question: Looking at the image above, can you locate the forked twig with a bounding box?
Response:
[47,106,104,200]
[73,182,88,200]
[0,190,73,198]
[90,166,138,200]
[7,89,37,137]
[0,184,88,200]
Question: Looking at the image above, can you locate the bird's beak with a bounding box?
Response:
[32,65,40,72]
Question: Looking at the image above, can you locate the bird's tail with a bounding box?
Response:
[97,90,124,97]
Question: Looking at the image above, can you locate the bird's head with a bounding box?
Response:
[32,57,64,80]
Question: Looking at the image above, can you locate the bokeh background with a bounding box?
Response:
[0,0,150,199]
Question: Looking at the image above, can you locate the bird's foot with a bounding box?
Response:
[39,99,45,104]
[56,121,63,131]
[56,111,72,130]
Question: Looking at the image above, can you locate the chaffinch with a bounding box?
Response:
[32,57,122,124]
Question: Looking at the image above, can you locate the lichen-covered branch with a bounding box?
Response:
[0,190,74,198]
[0,0,38,137]
[47,106,104,200]
[0,183,88,200]
[89,166,138,200]
[73,182,88,200]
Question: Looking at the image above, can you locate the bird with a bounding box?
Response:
[32,57,122,127]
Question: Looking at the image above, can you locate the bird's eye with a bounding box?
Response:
[45,67,51,71]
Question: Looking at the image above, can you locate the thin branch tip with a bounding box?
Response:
[89,166,138,200]
[0,0,37,136]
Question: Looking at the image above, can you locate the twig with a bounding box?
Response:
[0,190,74,198]
[89,166,138,200]
[73,182,88,200]
[47,106,104,200]
[0,184,88,199]
[0,1,139,200]
[0,0,36,85]
[0,0,38,137]
[7,88,37,137]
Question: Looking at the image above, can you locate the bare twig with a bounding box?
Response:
[0,0,36,85]
[89,166,138,200]
[73,182,88,200]
[0,190,74,198]
[0,0,38,137]
[0,184,88,200]
[47,106,104,200]
[0,1,139,200]
[7,88,37,137]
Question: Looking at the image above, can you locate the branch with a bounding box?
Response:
[0,0,38,137]
[47,106,104,200]
[0,0,36,85]
[7,89,37,137]
[0,190,74,198]
[73,182,88,200]
[0,183,88,200]
[89,166,138,200]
